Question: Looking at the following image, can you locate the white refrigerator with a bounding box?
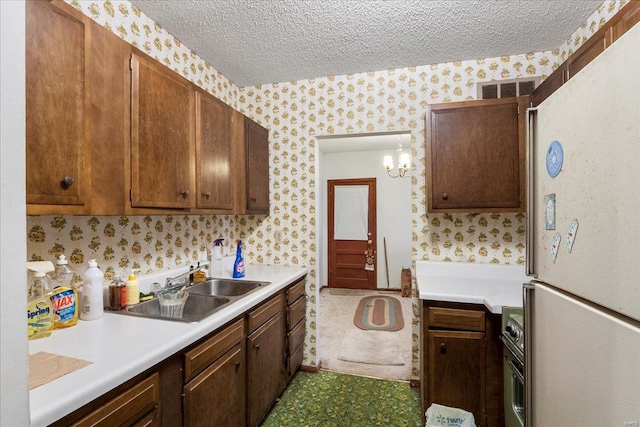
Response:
[525,23,640,427]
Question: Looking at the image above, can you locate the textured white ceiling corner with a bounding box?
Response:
[130,0,603,87]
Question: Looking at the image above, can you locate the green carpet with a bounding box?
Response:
[261,370,422,427]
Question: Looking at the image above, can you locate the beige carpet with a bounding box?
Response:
[329,288,364,296]
[337,329,405,366]
[319,288,412,380]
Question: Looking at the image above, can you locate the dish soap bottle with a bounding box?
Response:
[50,254,79,329]
[209,238,224,278]
[232,240,245,278]
[125,270,140,306]
[80,259,104,321]
[27,271,54,340]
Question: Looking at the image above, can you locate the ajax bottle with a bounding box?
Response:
[50,254,79,329]
[80,259,104,321]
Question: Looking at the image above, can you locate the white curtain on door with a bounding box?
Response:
[334,185,368,240]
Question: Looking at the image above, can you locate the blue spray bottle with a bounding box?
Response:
[232,240,245,278]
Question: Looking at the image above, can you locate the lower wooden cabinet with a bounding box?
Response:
[52,373,161,427]
[246,296,286,427]
[421,301,503,427]
[285,277,306,382]
[182,318,245,427]
[50,276,306,427]
[184,343,246,427]
[427,330,485,421]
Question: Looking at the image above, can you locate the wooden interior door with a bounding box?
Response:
[328,178,377,289]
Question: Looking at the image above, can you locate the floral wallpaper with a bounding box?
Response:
[28,0,624,378]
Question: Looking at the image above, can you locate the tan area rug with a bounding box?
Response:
[337,329,405,366]
[354,295,404,331]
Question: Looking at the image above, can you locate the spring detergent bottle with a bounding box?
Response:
[27,272,54,340]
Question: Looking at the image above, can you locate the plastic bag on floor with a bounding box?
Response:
[425,403,476,427]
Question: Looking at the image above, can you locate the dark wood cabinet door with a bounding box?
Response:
[612,0,640,42]
[426,97,526,212]
[131,52,195,209]
[183,343,246,427]
[567,30,610,80]
[244,117,270,214]
[89,20,130,215]
[247,313,285,427]
[530,63,567,107]
[195,90,234,211]
[427,330,486,427]
[26,0,90,210]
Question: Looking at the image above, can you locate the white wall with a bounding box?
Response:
[320,148,411,289]
[1,1,30,425]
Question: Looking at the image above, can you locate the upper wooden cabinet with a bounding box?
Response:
[89,20,130,215]
[130,52,195,209]
[426,96,527,213]
[26,1,270,216]
[195,89,234,212]
[244,117,270,214]
[532,1,640,106]
[26,0,90,213]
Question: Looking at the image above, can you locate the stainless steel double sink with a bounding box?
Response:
[117,279,270,322]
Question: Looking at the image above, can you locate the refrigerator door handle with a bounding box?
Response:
[523,282,535,426]
[525,107,538,277]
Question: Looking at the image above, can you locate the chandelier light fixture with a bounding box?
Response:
[383,143,411,178]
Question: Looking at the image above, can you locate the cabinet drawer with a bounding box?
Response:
[286,278,305,304]
[288,343,304,376]
[428,307,485,332]
[72,373,159,427]
[247,293,283,334]
[184,318,244,383]
[287,296,306,330]
[287,316,305,355]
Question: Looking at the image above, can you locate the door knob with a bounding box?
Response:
[204,192,211,199]
[440,342,446,354]
[442,193,449,200]
[61,176,74,188]
[181,190,190,199]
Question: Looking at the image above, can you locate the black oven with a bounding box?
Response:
[502,307,525,427]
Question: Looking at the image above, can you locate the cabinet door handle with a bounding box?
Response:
[235,361,241,369]
[181,190,190,198]
[62,176,74,188]
[441,193,449,200]
[440,342,446,354]
[250,197,257,203]
[254,343,261,350]
[204,191,211,199]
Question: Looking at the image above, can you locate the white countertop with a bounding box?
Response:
[28,263,307,427]
[416,261,529,313]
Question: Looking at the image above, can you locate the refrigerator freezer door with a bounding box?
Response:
[530,24,640,321]
[526,283,640,427]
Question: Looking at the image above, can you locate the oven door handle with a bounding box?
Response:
[508,359,525,384]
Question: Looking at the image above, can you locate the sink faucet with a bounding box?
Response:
[165,263,209,289]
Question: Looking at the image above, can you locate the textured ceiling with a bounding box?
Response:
[130,0,603,87]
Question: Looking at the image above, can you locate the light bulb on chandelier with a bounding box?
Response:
[383,143,411,178]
